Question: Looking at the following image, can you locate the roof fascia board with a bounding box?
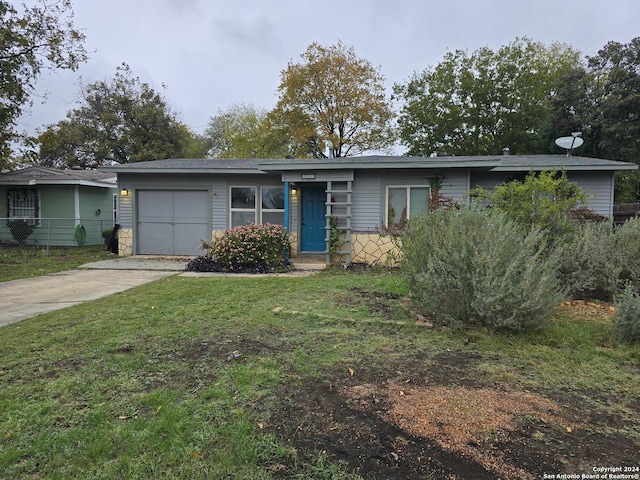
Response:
[0,180,116,187]
[104,168,266,174]
[259,161,500,171]
[491,165,638,172]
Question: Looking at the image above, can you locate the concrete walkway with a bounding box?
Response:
[0,256,325,327]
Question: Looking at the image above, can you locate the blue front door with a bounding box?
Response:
[301,186,326,252]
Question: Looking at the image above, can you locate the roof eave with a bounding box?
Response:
[259,161,500,171]
[491,164,639,172]
[108,168,266,174]
[0,179,117,187]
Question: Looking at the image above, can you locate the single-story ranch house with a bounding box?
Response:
[105,155,638,264]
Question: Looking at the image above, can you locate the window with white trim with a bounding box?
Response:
[230,187,257,227]
[230,186,285,227]
[113,194,118,224]
[386,186,429,229]
[8,188,40,226]
[261,186,285,225]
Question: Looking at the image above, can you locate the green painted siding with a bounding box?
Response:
[0,185,116,247]
[40,185,75,217]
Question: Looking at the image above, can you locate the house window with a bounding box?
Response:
[261,186,285,225]
[230,186,285,227]
[231,187,257,227]
[7,188,40,226]
[113,194,118,224]
[386,186,429,229]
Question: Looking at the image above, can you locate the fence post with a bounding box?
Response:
[46,219,50,256]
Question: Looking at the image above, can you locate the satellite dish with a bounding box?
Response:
[555,135,584,156]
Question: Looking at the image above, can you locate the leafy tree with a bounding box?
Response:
[471,169,586,239]
[538,66,601,156]
[204,103,292,158]
[0,0,87,167]
[589,38,640,164]
[205,103,265,158]
[273,41,396,158]
[36,63,197,167]
[394,38,581,156]
[588,38,640,202]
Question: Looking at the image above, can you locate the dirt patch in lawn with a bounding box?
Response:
[264,356,638,479]
[260,292,638,479]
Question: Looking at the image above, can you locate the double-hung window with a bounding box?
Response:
[261,186,285,225]
[230,186,285,227]
[8,188,40,226]
[386,186,429,229]
[231,187,257,227]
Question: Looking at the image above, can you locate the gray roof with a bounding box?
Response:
[0,166,117,187]
[102,155,638,174]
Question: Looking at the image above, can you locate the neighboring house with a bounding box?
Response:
[105,155,638,263]
[0,167,117,247]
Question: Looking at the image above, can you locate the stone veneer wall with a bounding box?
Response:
[330,232,400,266]
[118,228,133,256]
[118,229,393,264]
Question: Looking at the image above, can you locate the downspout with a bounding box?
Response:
[284,181,290,232]
[284,181,290,259]
[610,172,615,219]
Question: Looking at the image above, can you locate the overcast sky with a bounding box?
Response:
[17,0,640,141]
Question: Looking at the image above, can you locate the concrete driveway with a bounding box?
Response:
[0,263,180,327]
[0,256,325,327]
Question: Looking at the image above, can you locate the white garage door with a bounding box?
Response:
[137,190,210,255]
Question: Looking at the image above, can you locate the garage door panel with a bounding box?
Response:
[174,223,210,255]
[174,191,209,222]
[138,191,172,222]
[138,222,174,255]
[137,190,210,256]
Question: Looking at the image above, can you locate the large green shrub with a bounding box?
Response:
[616,218,640,288]
[613,284,640,343]
[558,218,640,300]
[402,209,565,332]
[471,169,586,242]
[557,221,619,300]
[201,223,290,273]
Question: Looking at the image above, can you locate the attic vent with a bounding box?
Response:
[503,147,510,155]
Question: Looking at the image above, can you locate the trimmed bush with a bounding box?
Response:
[613,284,640,343]
[199,223,291,273]
[8,219,35,245]
[401,209,565,332]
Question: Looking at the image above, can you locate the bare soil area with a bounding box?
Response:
[261,297,639,479]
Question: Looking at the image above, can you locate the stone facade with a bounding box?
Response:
[118,228,133,256]
[330,232,400,266]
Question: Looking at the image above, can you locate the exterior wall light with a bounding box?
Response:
[291,187,297,195]
[120,188,129,196]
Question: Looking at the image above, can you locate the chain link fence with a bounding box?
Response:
[0,218,116,255]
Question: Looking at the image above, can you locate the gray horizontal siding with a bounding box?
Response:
[117,172,283,232]
[471,171,615,218]
[568,171,614,217]
[352,172,381,230]
[351,169,469,231]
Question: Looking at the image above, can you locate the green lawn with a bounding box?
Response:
[0,247,113,283]
[0,270,638,479]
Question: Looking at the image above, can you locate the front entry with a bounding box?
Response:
[301,186,326,252]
